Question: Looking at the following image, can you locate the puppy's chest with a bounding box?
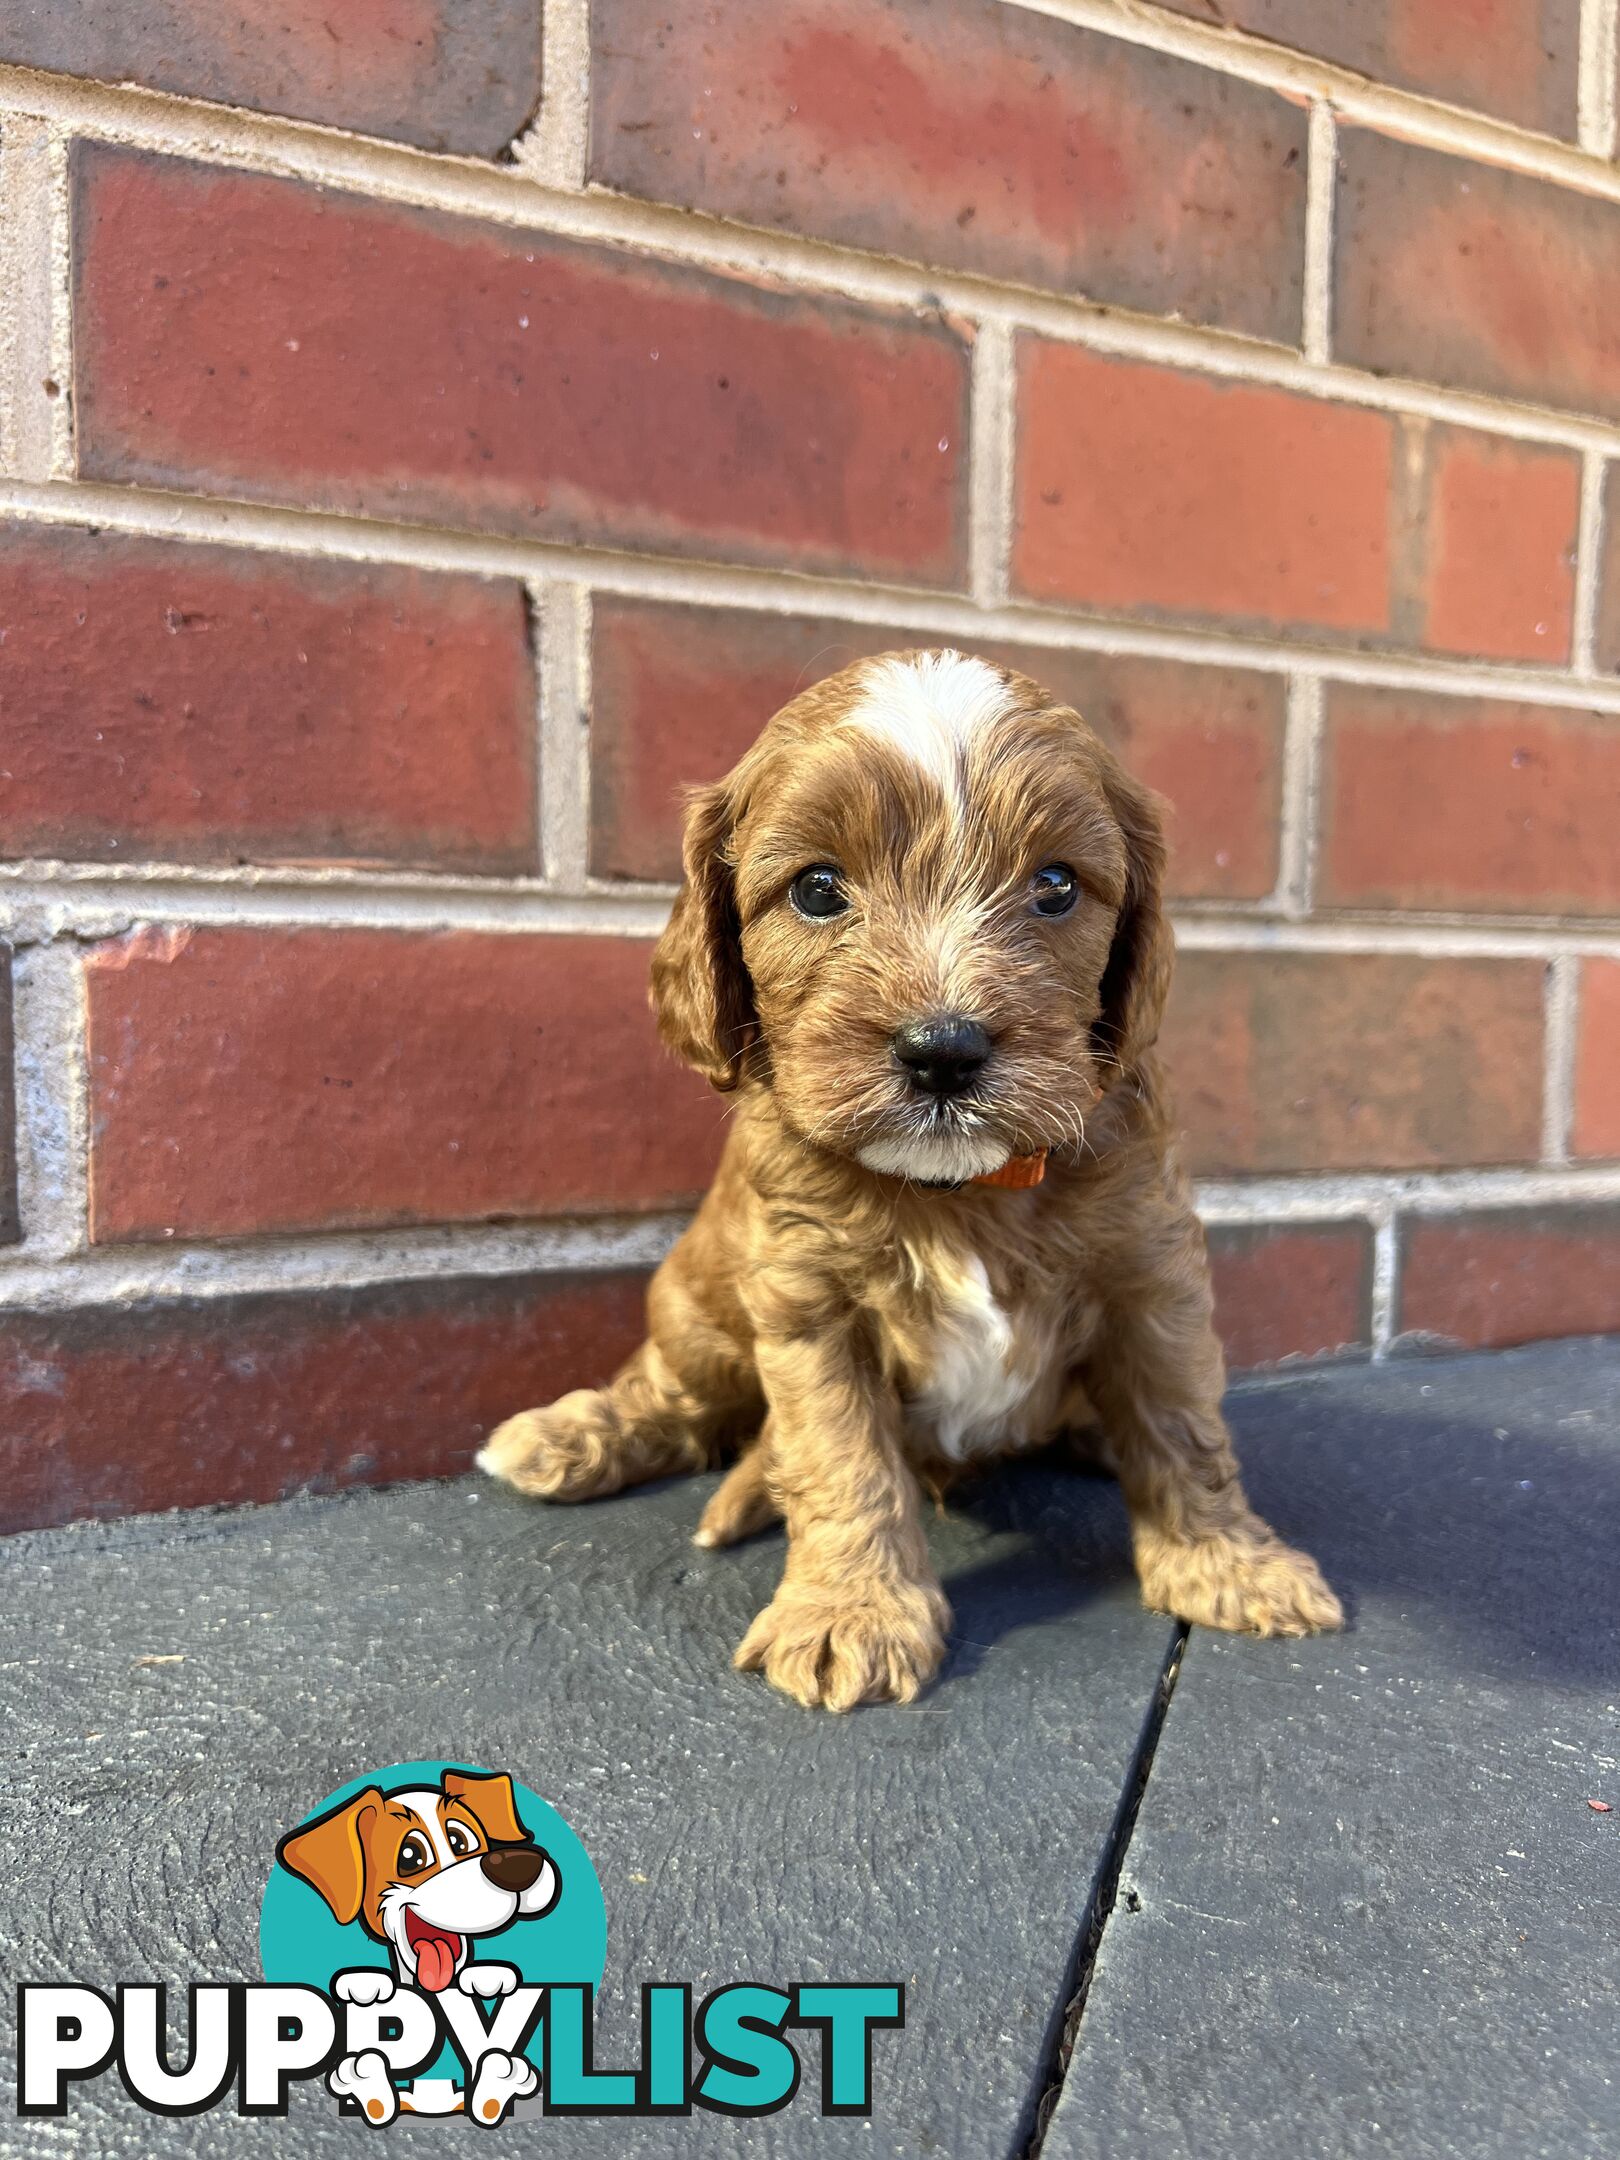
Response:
[886,1235,1072,1462]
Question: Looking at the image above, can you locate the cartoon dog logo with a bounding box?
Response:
[277,1767,560,2122]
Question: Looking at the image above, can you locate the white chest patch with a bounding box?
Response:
[911,1252,1032,1461]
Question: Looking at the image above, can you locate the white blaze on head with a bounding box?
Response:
[848,651,1012,812]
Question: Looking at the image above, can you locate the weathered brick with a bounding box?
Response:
[591,0,1307,343]
[589,597,1284,901]
[72,145,968,586]
[1572,958,1620,1160]
[1207,1221,1374,1369]
[1320,687,1620,916]
[1161,0,1577,135]
[1012,343,1577,652]
[0,951,16,1246]
[1163,952,1544,1175]
[1336,128,1620,423]
[1397,1205,1620,1348]
[85,928,726,1244]
[0,1269,650,1536]
[0,525,537,873]
[1412,426,1576,663]
[0,0,543,156]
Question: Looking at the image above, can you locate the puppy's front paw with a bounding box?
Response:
[334,1969,395,2007]
[1139,1528,1343,1638]
[734,1580,949,1710]
[477,1391,624,1502]
[459,1963,519,1999]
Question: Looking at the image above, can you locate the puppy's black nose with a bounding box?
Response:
[481,1845,546,1892]
[892,1015,992,1097]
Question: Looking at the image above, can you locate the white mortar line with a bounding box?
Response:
[510,0,590,191]
[1574,448,1609,674]
[968,320,1016,606]
[4,1167,1618,1313]
[0,113,71,480]
[1274,676,1324,917]
[1579,0,1620,158]
[8,943,89,1259]
[0,1210,689,1311]
[1301,101,1337,365]
[1194,1163,1620,1222]
[1541,954,1582,1163]
[536,582,592,888]
[1368,1209,1399,1355]
[13,478,1620,715]
[16,62,1620,457]
[3,873,1620,950]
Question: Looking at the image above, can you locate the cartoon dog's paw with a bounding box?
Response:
[334,1969,396,2008]
[734,1578,950,1711]
[458,1963,520,1999]
[329,2049,398,2125]
[468,2050,538,2126]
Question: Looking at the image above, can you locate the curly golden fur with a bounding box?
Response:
[482,651,1341,1709]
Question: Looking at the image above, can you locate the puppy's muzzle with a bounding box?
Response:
[891,1014,991,1099]
[480,1844,548,1893]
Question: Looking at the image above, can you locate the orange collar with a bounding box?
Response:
[971,1148,1048,1190]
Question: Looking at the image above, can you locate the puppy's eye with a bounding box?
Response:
[397,1834,433,1875]
[445,1821,476,1857]
[789,864,848,920]
[1030,863,1079,918]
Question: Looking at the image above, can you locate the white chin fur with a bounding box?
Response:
[858,1129,1009,1184]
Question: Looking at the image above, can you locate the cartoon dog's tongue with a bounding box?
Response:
[403,1911,462,1993]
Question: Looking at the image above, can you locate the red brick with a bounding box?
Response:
[1013,343,1393,636]
[1397,1205,1620,1348]
[0,1269,650,1536]
[591,0,1307,343]
[85,927,726,1244]
[1413,427,1576,664]
[1162,952,1544,1176]
[1207,1221,1374,1368]
[72,146,968,587]
[1012,344,1577,652]
[589,597,1284,901]
[0,0,542,156]
[1572,958,1620,1160]
[0,952,15,1246]
[1156,0,1578,137]
[1320,688,1620,916]
[0,526,537,873]
[1336,128,1620,424]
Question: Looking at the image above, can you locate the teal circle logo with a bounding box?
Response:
[260,1760,605,2116]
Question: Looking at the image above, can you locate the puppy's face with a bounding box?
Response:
[651,651,1172,1183]
[277,1770,560,1993]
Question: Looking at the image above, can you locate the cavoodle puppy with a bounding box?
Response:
[482,650,1341,1709]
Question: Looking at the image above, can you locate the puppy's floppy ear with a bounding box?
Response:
[649,776,756,1092]
[276,1789,382,1925]
[442,1769,528,1846]
[1092,751,1175,1077]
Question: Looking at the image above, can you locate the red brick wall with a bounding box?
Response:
[1,0,1617,1532]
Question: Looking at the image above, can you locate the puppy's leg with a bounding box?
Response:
[1082,1224,1342,1638]
[481,1234,759,1504]
[694,1423,781,1549]
[734,1332,948,1710]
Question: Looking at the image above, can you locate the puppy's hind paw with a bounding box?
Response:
[478,1391,628,1503]
[469,2050,538,2126]
[1139,1528,1343,1638]
[694,1451,780,1549]
[735,1580,949,1711]
[329,2050,398,2125]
